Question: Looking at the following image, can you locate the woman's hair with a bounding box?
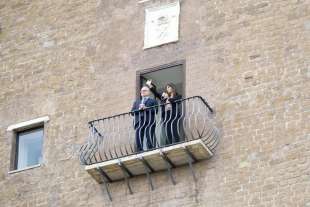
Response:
[165,83,177,97]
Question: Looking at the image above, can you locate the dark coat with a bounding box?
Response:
[131,97,158,129]
[149,86,182,120]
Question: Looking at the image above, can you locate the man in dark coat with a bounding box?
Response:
[131,86,158,152]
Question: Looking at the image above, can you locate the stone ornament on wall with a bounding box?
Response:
[144,1,180,49]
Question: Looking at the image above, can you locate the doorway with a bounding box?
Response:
[136,61,185,99]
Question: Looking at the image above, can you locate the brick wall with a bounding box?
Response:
[0,0,309,206]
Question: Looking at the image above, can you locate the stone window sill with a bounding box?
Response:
[8,164,41,174]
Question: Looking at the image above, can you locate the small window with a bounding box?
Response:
[15,127,44,170]
[7,116,48,173]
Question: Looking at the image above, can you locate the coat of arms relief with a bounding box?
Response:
[144,1,180,49]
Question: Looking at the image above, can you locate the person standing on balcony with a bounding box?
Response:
[146,80,182,145]
[131,86,158,152]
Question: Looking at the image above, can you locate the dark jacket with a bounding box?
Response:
[131,97,158,129]
[149,86,182,120]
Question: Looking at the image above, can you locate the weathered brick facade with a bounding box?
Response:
[0,0,309,206]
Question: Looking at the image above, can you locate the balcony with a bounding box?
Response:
[79,96,219,200]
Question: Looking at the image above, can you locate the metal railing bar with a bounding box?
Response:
[88,96,213,124]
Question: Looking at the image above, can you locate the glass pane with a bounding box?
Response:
[17,128,43,169]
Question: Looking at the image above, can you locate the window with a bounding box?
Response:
[15,127,44,170]
[7,116,48,172]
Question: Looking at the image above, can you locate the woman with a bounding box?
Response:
[146,80,182,145]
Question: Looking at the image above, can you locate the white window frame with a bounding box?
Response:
[7,116,49,174]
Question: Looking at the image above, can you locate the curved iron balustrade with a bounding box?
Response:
[79,96,219,165]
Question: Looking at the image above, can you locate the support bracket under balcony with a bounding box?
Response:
[159,150,176,185]
[118,160,133,194]
[138,156,154,190]
[96,168,112,201]
[183,146,198,182]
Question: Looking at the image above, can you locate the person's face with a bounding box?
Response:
[140,87,150,97]
[166,85,173,93]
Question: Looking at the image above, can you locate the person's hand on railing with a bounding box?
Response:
[139,103,146,110]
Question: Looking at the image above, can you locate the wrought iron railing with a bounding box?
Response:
[79,96,219,165]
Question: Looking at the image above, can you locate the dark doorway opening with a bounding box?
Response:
[136,61,185,99]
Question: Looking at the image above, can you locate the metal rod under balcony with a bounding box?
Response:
[79,96,219,200]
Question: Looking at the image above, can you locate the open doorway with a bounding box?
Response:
[136,61,185,99]
[136,61,186,147]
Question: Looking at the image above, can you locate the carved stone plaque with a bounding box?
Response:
[144,1,180,49]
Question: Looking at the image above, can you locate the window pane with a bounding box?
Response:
[17,128,43,169]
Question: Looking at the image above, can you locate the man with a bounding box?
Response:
[131,86,158,152]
